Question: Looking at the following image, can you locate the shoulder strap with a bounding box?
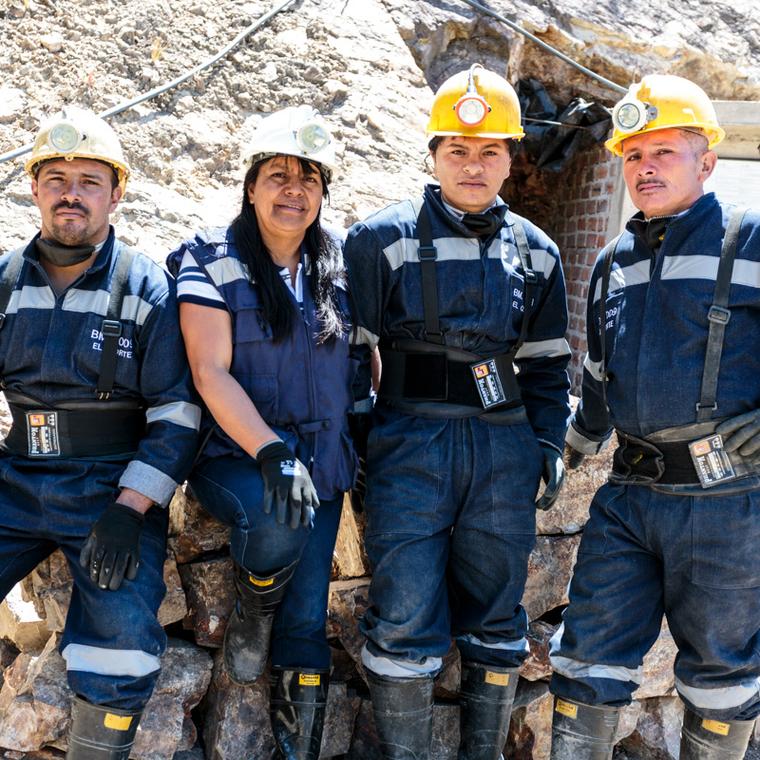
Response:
[598,234,622,405]
[695,207,748,422]
[0,249,26,331]
[96,246,137,400]
[509,215,537,353]
[416,201,444,345]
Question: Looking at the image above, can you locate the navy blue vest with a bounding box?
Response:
[171,228,357,499]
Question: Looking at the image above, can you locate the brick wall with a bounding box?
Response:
[552,144,622,392]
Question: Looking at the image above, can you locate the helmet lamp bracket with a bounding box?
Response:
[612,97,659,134]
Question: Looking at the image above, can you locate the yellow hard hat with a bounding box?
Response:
[25,106,130,192]
[426,64,524,140]
[605,74,725,156]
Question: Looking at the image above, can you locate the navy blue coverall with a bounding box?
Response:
[344,184,571,677]
[550,193,760,722]
[0,229,199,710]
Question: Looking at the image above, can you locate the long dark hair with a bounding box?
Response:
[230,156,346,343]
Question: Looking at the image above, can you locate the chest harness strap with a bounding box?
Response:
[377,200,537,410]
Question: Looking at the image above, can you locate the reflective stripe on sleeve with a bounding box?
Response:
[146,401,201,431]
[62,644,160,678]
[515,337,571,360]
[205,256,250,287]
[583,353,605,381]
[351,326,379,350]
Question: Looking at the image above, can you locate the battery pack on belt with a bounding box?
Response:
[379,343,522,410]
[3,403,146,458]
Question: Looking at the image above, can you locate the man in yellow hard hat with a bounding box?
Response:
[550,74,760,758]
[0,106,199,758]
[344,64,571,759]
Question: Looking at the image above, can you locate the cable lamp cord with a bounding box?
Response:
[0,0,298,165]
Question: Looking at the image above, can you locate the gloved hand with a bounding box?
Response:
[79,502,145,591]
[257,440,320,529]
[348,412,372,514]
[535,445,565,511]
[565,443,586,470]
[715,410,760,456]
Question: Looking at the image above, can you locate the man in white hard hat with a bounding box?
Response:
[0,106,199,758]
[550,74,760,759]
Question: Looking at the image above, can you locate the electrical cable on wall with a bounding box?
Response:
[451,0,629,96]
[0,0,297,165]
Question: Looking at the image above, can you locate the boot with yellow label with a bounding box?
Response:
[457,662,519,759]
[224,560,298,685]
[270,668,329,759]
[680,707,755,759]
[66,696,141,759]
[550,698,620,759]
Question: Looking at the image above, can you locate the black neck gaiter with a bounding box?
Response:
[36,238,96,267]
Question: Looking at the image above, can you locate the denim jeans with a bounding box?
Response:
[0,455,168,710]
[550,482,760,721]
[189,455,342,669]
[360,405,543,675]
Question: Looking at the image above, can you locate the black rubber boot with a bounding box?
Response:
[680,707,755,759]
[550,698,620,759]
[66,697,141,759]
[223,560,297,685]
[366,670,434,759]
[457,662,519,760]
[270,668,329,759]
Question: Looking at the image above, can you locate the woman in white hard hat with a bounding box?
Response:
[168,106,368,759]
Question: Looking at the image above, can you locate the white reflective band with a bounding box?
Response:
[361,644,441,678]
[6,285,56,313]
[62,644,160,678]
[382,236,480,271]
[515,338,571,360]
[205,256,250,287]
[58,290,153,325]
[351,326,379,349]
[146,401,201,431]
[661,255,760,289]
[504,245,557,279]
[120,295,153,326]
[456,633,530,653]
[565,422,610,455]
[550,653,643,685]
[675,676,760,710]
[592,260,651,304]
[583,352,605,381]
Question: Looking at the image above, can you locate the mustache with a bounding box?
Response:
[636,179,665,189]
[52,200,89,215]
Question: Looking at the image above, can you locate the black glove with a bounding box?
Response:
[79,502,145,591]
[535,445,565,511]
[257,440,320,529]
[348,413,372,513]
[715,410,760,457]
[565,443,586,470]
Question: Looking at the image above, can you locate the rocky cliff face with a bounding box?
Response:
[1,0,759,757]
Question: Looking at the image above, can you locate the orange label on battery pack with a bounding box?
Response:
[484,671,510,686]
[555,699,578,719]
[28,414,46,426]
[103,713,133,731]
[299,673,321,686]
[702,719,730,736]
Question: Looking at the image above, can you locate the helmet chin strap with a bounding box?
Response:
[36,238,95,267]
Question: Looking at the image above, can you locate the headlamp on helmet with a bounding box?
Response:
[296,121,331,154]
[612,97,658,135]
[48,120,85,154]
[454,64,492,127]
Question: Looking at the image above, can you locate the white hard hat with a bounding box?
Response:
[245,105,338,182]
[25,106,130,192]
